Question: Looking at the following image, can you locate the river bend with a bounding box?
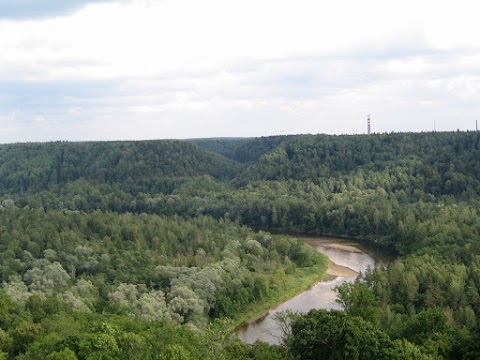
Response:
[237,237,384,344]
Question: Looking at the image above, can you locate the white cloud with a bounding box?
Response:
[1,0,480,142]
[0,0,434,80]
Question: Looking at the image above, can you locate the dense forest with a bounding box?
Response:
[1,131,480,358]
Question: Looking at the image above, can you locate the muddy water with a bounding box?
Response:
[237,237,391,344]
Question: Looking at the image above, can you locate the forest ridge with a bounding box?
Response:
[0,131,477,194]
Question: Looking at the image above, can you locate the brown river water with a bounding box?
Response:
[237,237,393,344]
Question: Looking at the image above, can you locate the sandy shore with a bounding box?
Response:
[326,260,358,277]
[303,238,364,254]
[323,243,363,253]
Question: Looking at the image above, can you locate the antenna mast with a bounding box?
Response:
[367,114,371,135]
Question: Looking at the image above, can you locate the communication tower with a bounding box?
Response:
[367,114,371,135]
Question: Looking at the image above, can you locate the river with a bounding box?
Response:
[237,237,392,344]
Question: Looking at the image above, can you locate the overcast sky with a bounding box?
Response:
[0,0,479,143]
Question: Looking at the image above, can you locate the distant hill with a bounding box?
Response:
[236,131,480,196]
[188,135,295,164]
[186,138,252,161]
[2,131,480,200]
[0,140,241,194]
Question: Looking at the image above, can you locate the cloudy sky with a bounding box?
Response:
[0,0,479,143]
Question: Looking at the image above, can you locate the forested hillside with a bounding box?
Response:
[1,131,480,359]
[239,132,480,194]
[186,138,251,162]
[0,140,240,195]
[189,135,291,164]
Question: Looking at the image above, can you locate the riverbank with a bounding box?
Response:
[236,237,383,344]
[264,229,398,261]
[225,259,332,333]
[231,239,367,333]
